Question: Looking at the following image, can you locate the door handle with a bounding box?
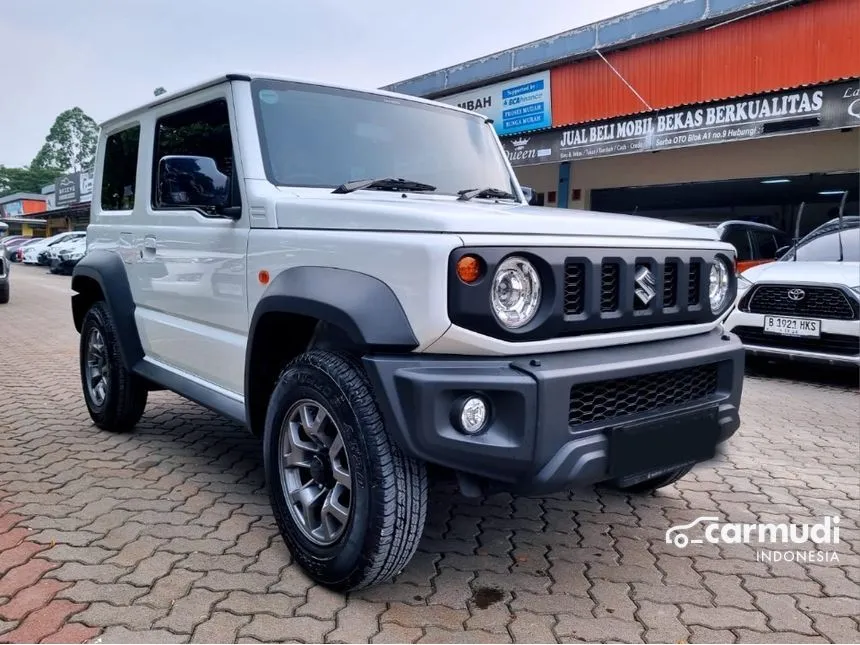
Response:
[143,236,157,252]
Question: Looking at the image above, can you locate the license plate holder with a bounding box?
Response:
[608,407,721,479]
[763,315,821,338]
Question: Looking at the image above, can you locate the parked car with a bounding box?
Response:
[3,236,34,260]
[0,252,9,304]
[13,238,42,262]
[51,237,87,275]
[724,216,859,367]
[70,72,744,592]
[42,232,86,266]
[21,232,82,265]
[711,220,792,273]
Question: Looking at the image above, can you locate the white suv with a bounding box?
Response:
[71,72,744,591]
[725,216,860,366]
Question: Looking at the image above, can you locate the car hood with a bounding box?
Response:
[275,192,720,241]
[742,261,860,287]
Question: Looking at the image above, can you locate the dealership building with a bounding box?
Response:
[384,0,859,237]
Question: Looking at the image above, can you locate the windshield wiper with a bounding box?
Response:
[332,177,437,195]
[457,187,516,202]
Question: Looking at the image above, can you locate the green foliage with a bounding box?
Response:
[31,107,99,173]
[0,165,62,198]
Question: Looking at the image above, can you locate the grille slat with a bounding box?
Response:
[601,262,620,312]
[569,364,719,426]
[663,262,678,308]
[743,285,857,320]
[563,263,585,315]
[688,261,701,306]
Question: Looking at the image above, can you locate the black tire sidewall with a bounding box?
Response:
[263,358,376,588]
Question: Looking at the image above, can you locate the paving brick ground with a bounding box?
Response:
[1,263,858,644]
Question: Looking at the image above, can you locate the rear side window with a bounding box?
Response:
[752,231,779,259]
[722,228,753,260]
[101,125,141,211]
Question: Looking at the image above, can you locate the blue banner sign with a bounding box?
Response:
[437,71,552,136]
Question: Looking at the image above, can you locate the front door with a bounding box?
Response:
[131,90,249,396]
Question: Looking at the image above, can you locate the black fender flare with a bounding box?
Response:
[71,250,143,371]
[244,266,419,427]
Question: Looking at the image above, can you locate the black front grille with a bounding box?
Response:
[733,326,860,357]
[743,285,857,320]
[569,363,720,426]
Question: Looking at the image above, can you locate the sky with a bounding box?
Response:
[0,0,661,168]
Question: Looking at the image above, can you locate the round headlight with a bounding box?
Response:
[709,257,731,314]
[490,256,541,329]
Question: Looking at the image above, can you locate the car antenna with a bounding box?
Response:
[793,201,805,262]
[836,190,848,262]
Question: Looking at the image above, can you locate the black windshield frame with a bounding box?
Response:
[249,78,517,197]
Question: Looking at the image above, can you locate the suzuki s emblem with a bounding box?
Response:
[788,288,806,301]
[634,266,657,305]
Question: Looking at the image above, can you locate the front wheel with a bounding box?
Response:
[79,302,148,432]
[264,350,428,591]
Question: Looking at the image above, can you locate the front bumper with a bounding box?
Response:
[726,310,860,366]
[363,329,743,494]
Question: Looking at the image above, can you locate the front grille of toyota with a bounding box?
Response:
[569,363,720,426]
[742,285,858,320]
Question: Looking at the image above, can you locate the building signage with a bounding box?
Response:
[438,70,552,136]
[502,79,860,166]
[53,170,94,208]
[54,173,80,207]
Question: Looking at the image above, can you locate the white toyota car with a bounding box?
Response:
[724,216,860,367]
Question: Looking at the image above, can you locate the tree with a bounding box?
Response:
[0,165,63,198]
[31,107,99,173]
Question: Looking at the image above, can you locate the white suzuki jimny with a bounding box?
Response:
[72,73,744,591]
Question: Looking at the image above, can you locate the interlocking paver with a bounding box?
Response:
[1,261,858,644]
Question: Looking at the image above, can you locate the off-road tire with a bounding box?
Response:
[264,350,428,592]
[79,301,148,432]
[0,282,8,304]
[610,464,693,494]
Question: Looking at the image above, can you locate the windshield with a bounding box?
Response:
[780,223,860,262]
[251,79,515,197]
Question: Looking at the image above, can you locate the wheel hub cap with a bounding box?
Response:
[278,400,353,546]
[85,328,109,406]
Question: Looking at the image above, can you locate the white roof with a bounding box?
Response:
[101,72,483,129]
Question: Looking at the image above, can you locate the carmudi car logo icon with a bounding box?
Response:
[666,515,841,563]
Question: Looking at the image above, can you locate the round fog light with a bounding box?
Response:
[454,396,489,435]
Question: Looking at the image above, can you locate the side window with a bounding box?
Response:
[753,231,778,259]
[152,99,237,210]
[101,125,141,211]
[722,228,753,260]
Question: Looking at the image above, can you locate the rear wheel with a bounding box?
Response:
[79,302,148,432]
[264,350,427,591]
[0,281,8,304]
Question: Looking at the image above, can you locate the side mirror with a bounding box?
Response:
[156,155,239,218]
[521,186,537,206]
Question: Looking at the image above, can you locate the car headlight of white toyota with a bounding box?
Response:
[490,255,541,329]
[709,257,733,314]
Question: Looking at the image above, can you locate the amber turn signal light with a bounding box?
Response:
[456,255,483,284]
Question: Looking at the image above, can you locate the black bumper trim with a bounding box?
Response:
[363,329,744,494]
